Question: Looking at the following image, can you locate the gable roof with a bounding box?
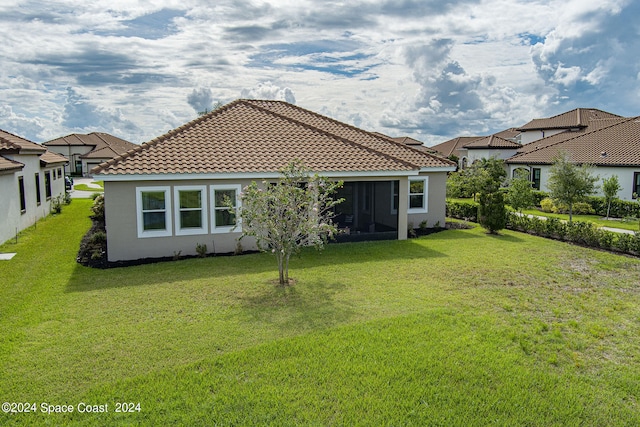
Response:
[0,156,23,173]
[93,99,455,177]
[507,116,640,166]
[464,134,521,149]
[517,108,622,131]
[39,150,69,165]
[44,132,137,159]
[430,136,481,158]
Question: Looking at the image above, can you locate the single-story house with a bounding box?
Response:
[1,129,68,245]
[43,132,137,177]
[93,99,456,262]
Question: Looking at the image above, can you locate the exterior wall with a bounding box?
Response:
[46,146,93,175]
[407,172,447,229]
[103,172,450,262]
[0,155,66,245]
[506,164,640,201]
[467,148,519,165]
[520,129,566,145]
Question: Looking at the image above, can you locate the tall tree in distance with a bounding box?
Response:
[235,160,343,285]
[547,152,598,222]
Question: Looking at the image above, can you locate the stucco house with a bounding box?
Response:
[1,129,68,245]
[43,132,137,177]
[92,99,456,262]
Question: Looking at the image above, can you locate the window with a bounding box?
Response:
[57,168,62,179]
[18,176,26,213]
[531,168,541,190]
[211,185,241,233]
[44,171,52,199]
[136,187,172,238]
[174,186,207,235]
[391,180,399,214]
[408,177,428,213]
[35,173,41,205]
[634,172,640,198]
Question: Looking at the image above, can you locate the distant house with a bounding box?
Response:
[433,108,640,201]
[93,99,456,262]
[43,132,137,176]
[430,136,483,169]
[1,129,68,245]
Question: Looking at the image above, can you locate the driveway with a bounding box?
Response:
[69,177,103,199]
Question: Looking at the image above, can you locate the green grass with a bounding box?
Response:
[1,200,639,425]
[73,181,104,192]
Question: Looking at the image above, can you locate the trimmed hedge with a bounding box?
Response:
[507,213,640,256]
[585,196,640,219]
[446,199,478,222]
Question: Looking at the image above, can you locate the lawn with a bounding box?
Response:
[73,181,104,192]
[518,207,640,232]
[1,200,639,425]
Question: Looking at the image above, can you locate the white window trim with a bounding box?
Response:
[210,184,242,234]
[391,180,399,214]
[174,185,208,236]
[136,186,172,238]
[408,177,429,214]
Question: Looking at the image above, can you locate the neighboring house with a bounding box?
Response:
[43,132,137,177]
[506,115,640,200]
[92,99,456,262]
[434,108,640,201]
[0,129,68,245]
[430,136,483,169]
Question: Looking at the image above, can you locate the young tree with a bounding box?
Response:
[602,175,621,219]
[547,152,598,222]
[507,170,536,213]
[478,191,507,234]
[236,160,343,285]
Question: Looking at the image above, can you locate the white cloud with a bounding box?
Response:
[241,82,296,104]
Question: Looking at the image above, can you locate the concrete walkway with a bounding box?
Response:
[69,177,104,199]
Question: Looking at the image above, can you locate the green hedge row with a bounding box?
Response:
[507,214,640,256]
[446,200,478,222]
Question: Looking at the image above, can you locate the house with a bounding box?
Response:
[506,115,640,200]
[430,136,483,168]
[434,108,640,201]
[92,99,456,262]
[43,132,137,177]
[0,129,68,245]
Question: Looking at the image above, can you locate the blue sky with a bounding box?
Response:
[1,0,638,146]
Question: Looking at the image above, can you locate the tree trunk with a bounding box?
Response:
[277,252,285,285]
[569,203,573,223]
[606,201,611,220]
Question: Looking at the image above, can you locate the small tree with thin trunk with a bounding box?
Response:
[235,160,343,285]
[602,175,621,219]
[547,152,598,223]
[507,169,536,213]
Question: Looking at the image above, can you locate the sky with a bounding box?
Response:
[1,0,639,147]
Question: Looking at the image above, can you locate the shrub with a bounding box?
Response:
[90,231,107,244]
[478,192,507,234]
[91,194,105,221]
[196,243,207,258]
[540,198,555,213]
[446,200,478,222]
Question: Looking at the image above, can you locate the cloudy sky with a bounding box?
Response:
[1,0,639,146]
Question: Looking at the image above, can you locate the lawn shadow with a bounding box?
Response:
[66,237,449,293]
[237,279,355,331]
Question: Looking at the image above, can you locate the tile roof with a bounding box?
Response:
[464,135,521,149]
[517,108,622,131]
[0,155,23,172]
[94,100,455,176]
[44,132,137,159]
[430,136,481,157]
[507,116,640,166]
[39,150,68,165]
[0,129,46,153]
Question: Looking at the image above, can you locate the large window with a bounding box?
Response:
[35,173,41,205]
[634,172,640,198]
[211,185,241,233]
[174,186,207,235]
[18,176,26,213]
[44,171,52,200]
[136,187,172,238]
[408,177,428,213]
[532,168,541,190]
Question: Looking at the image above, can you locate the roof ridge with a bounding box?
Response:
[241,100,426,169]
[510,116,638,161]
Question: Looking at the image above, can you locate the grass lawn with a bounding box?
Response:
[1,200,639,425]
[73,181,104,192]
[519,208,640,232]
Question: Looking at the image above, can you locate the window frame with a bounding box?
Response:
[136,186,172,238]
[633,172,640,199]
[35,173,41,206]
[531,168,541,190]
[408,177,429,214]
[391,180,399,214]
[44,171,52,200]
[210,184,242,234]
[18,176,26,213]
[173,185,208,236]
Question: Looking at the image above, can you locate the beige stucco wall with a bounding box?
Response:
[103,172,449,262]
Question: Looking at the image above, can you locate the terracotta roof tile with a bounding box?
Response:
[464,135,521,149]
[431,136,481,157]
[44,132,137,159]
[40,150,68,165]
[0,155,23,172]
[517,108,621,131]
[0,129,46,153]
[94,100,454,176]
[507,117,640,166]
